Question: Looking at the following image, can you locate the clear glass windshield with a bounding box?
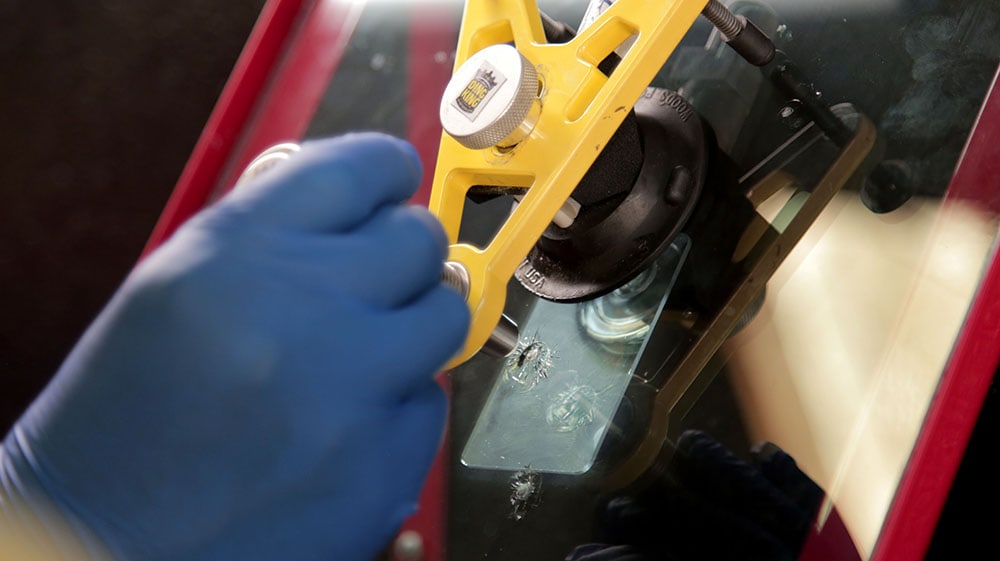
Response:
[303,1,1000,560]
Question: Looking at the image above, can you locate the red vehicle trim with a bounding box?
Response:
[142,0,364,256]
[142,0,307,257]
[212,0,365,194]
[873,68,1000,561]
[395,9,461,561]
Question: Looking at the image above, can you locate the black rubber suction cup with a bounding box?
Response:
[861,160,914,214]
[514,89,711,302]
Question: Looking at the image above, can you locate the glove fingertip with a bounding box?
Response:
[405,206,449,261]
[312,132,423,194]
[394,138,423,187]
[235,133,423,233]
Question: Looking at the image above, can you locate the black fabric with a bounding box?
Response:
[0,0,265,430]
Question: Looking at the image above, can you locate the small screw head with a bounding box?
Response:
[393,530,424,561]
[778,100,806,130]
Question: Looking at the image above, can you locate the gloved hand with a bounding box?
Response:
[0,132,470,561]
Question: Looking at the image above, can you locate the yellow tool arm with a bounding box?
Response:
[429,0,709,368]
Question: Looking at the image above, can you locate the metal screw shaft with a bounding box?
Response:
[441,261,470,299]
[441,261,519,358]
[702,0,743,39]
[701,0,775,66]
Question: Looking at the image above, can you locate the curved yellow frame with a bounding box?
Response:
[429,0,708,368]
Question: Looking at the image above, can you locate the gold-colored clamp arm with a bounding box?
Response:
[430,0,709,368]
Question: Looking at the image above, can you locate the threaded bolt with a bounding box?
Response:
[703,0,743,39]
[701,0,775,66]
[442,261,470,299]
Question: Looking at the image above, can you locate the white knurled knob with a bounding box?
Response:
[440,44,540,150]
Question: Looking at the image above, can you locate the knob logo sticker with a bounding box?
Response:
[453,62,507,121]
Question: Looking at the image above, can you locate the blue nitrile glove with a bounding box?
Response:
[0,132,470,561]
